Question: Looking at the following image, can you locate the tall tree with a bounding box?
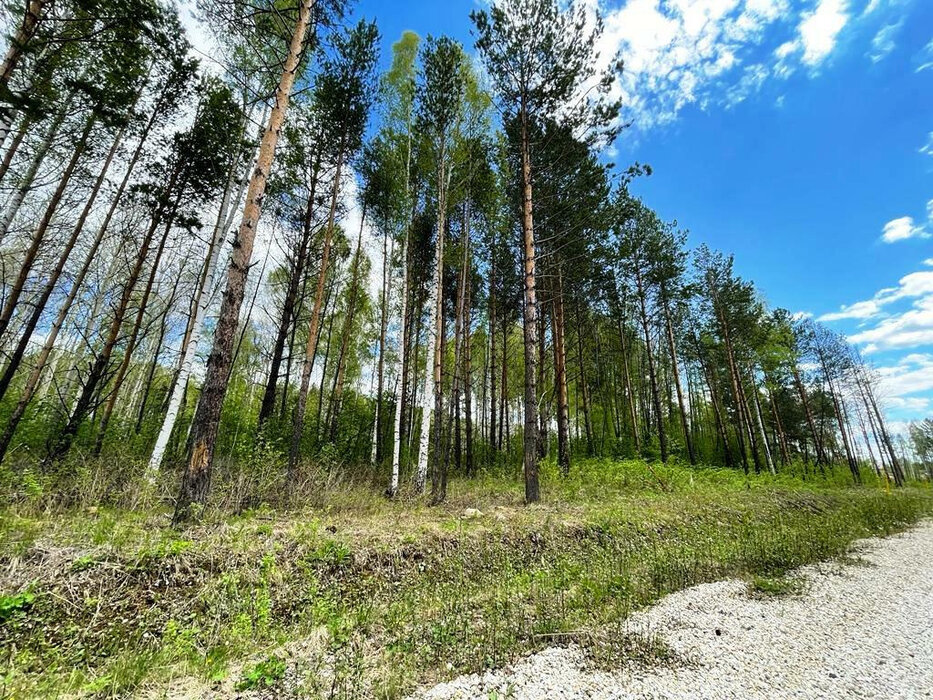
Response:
[472,0,622,502]
[413,35,465,496]
[175,0,324,521]
[287,19,379,476]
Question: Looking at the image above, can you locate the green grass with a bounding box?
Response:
[0,458,930,698]
[748,574,803,597]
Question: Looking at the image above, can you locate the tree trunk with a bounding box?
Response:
[0,116,125,403]
[767,383,791,465]
[574,302,594,456]
[0,115,29,185]
[48,172,183,462]
[814,346,860,482]
[0,96,69,243]
[173,0,315,523]
[0,115,94,341]
[258,148,320,427]
[134,274,181,434]
[519,110,539,503]
[634,265,667,462]
[552,269,570,475]
[147,121,252,475]
[793,366,825,469]
[415,140,448,493]
[374,223,393,467]
[859,367,904,486]
[289,138,346,474]
[328,204,366,444]
[616,313,640,455]
[463,232,474,478]
[749,375,776,474]
[660,292,694,464]
[0,105,161,463]
[717,307,753,474]
[436,229,471,504]
[92,206,179,455]
[389,218,411,496]
[488,260,497,458]
[0,0,47,145]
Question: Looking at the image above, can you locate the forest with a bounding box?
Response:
[0,0,931,696]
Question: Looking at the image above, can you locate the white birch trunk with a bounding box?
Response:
[389,230,410,495]
[415,151,447,492]
[145,134,251,478]
[752,380,776,475]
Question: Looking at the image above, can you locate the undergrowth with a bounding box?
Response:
[0,457,929,699]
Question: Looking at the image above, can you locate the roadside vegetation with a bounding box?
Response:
[1,458,929,698]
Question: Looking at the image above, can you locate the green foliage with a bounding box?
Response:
[0,590,35,621]
[236,654,286,691]
[748,574,802,597]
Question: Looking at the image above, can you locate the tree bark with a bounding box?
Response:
[519,109,539,502]
[0,116,124,403]
[0,96,69,243]
[0,115,94,341]
[574,302,594,456]
[258,148,321,427]
[289,138,346,474]
[49,171,184,462]
[0,98,161,463]
[415,140,448,493]
[327,204,366,443]
[147,120,252,476]
[173,0,316,523]
[793,366,825,469]
[552,269,570,474]
[0,0,47,145]
[92,204,180,455]
[660,290,694,464]
[634,264,667,462]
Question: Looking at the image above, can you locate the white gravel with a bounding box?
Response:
[411,521,933,700]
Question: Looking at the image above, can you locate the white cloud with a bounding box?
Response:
[867,20,901,63]
[589,0,837,129]
[921,133,933,157]
[916,39,933,73]
[875,353,933,400]
[819,299,884,321]
[886,396,930,412]
[880,216,928,243]
[819,269,933,323]
[582,0,911,130]
[848,295,933,351]
[798,0,849,66]
[177,0,220,72]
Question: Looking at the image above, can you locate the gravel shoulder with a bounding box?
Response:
[411,521,933,700]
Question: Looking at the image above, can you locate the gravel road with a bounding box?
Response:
[411,521,933,700]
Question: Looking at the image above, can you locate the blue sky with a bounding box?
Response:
[184,0,932,426]
[348,0,933,427]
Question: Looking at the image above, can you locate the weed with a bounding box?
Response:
[235,654,286,691]
[748,574,802,597]
[0,590,35,621]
